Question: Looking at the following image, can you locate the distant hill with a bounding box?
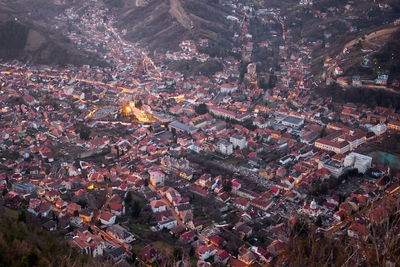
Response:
[105,0,235,52]
[0,0,103,66]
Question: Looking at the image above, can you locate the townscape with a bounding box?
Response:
[1,0,400,266]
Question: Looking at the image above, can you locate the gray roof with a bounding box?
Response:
[107,224,134,239]
[108,246,126,258]
[170,121,197,133]
[283,116,304,124]
[231,135,246,140]
[218,140,232,146]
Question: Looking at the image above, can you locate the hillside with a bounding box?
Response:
[372,28,400,83]
[0,0,103,66]
[273,217,400,266]
[105,0,234,51]
[0,204,109,267]
[277,0,400,108]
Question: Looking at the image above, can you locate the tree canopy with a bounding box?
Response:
[195,103,208,115]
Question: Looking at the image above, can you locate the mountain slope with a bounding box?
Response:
[0,0,103,66]
[106,0,234,51]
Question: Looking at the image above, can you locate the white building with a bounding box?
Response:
[230,135,247,150]
[150,200,167,213]
[334,67,343,76]
[226,15,239,22]
[218,140,233,155]
[247,63,256,75]
[279,155,296,166]
[72,230,103,257]
[376,74,388,85]
[99,211,116,225]
[158,218,178,230]
[346,134,366,151]
[281,116,304,128]
[149,170,165,187]
[220,83,238,94]
[302,199,321,217]
[344,153,372,174]
[318,159,344,178]
[370,124,387,136]
[299,0,312,5]
[315,139,350,154]
[196,245,218,260]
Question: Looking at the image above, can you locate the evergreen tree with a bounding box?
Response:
[125,192,132,204]
[132,201,141,218]
[223,179,232,192]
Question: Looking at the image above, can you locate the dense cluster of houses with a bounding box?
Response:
[165,40,210,62]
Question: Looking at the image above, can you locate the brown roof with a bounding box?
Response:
[110,202,123,211]
[209,235,225,246]
[100,211,115,221]
[140,245,157,261]
[233,197,249,207]
[180,230,195,242]
[66,203,81,212]
[196,245,216,255]
[348,222,369,236]
[316,138,349,149]
[150,199,167,208]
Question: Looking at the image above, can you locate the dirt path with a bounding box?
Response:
[169,0,192,30]
[344,26,399,50]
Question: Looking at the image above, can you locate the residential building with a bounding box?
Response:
[218,140,233,155]
[281,116,304,128]
[99,211,116,225]
[149,170,165,187]
[315,138,350,154]
[388,120,400,131]
[71,230,103,257]
[106,224,135,244]
[169,121,198,134]
[196,245,217,260]
[344,153,372,174]
[230,135,247,149]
